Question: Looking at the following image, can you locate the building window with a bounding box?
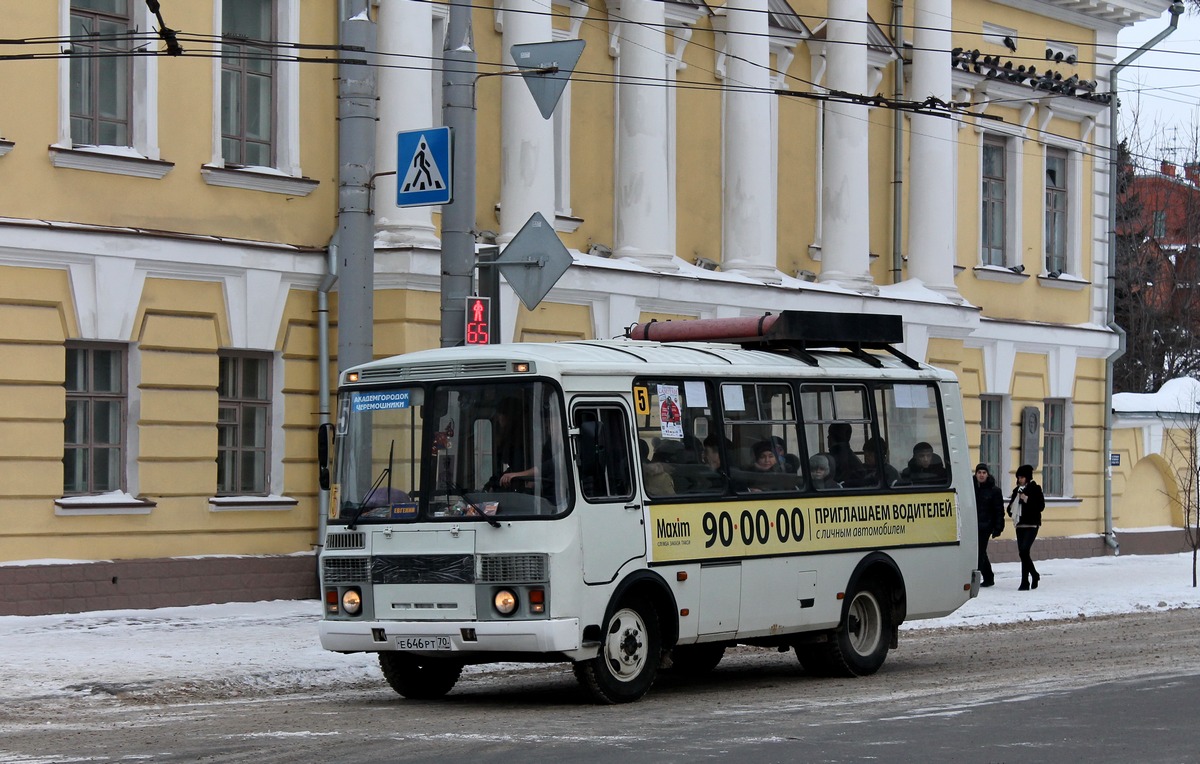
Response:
[64,344,126,495]
[979,395,1003,477]
[982,137,1008,266]
[221,0,275,167]
[1152,209,1167,239]
[69,0,133,146]
[1045,148,1068,274]
[553,84,572,217]
[217,353,271,495]
[1042,399,1065,496]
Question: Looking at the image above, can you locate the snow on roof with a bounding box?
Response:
[1113,377,1200,414]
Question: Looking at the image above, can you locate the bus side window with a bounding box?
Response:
[721,381,802,495]
[574,406,635,502]
[875,383,949,488]
[634,378,727,497]
[799,383,874,491]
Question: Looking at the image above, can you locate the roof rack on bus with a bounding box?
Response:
[624,311,922,370]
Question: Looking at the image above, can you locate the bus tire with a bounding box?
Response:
[666,643,726,676]
[378,653,463,699]
[796,578,891,678]
[574,596,661,704]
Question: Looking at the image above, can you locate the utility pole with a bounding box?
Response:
[336,0,377,371]
[440,0,477,348]
[1104,0,1184,553]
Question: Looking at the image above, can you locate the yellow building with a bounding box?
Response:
[0,0,1178,614]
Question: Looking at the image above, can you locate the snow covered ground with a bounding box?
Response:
[3,552,1199,704]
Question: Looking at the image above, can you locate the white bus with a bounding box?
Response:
[317,311,980,703]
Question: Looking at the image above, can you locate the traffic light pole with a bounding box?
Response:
[440,0,477,348]
[336,1,377,370]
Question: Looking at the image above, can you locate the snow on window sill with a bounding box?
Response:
[554,213,583,234]
[1037,273,1088,291]
[201,165,319,196]
[973,265,1029,284]
[48,145,174,179]
[208,495,299,512]
[55,491,156,516]
[1044,496,1081,506]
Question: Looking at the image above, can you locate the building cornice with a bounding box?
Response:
[988,0,1162,30]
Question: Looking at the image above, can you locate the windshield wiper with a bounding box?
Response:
[346,440,395,531]
[450,481,500,528]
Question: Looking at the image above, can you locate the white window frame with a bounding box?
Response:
[549,0,588,232]
[979,394,1006,478]
[1041,397,1072,498]
[1044,146,1069,274]
[52,1,168,178]
[430,5,448,127]
[208,351,296,511]
[980,133,1019,268]
[203,0,314,195]
[56,342,154,515]
[216,351,273,497]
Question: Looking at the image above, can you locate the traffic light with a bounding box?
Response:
[465,296,492,345]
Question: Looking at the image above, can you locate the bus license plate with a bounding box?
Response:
[396,636,451,651]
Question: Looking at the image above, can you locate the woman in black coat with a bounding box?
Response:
[1008,464,1045,590]
[973,463,1005,587]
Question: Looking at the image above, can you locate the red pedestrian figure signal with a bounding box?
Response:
[465,296,491,345]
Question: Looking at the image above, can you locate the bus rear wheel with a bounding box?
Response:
[574,596,661,704]
[378,653,463,699]
[796,579,891,678]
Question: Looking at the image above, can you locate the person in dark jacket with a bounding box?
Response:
[827,423,865,484]
[901,442,948,484]
[1008,464,1045,590]
[973,463,1005,587]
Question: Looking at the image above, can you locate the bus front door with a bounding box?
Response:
[574,401,646,584]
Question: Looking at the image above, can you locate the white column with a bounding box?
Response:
[612,0,675,270]
[819,0,874,291]
[374,0,439,248]
[720,0,778,282]
[498,0,556,244]
[907,0,960,298]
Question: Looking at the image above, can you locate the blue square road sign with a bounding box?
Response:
[396,127,452,207]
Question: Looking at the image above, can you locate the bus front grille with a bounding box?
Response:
[323,556,370,584]
[325,531,365,550]
[478,553,548,583]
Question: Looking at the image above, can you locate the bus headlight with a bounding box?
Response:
[341,588,362,615]
[493,589,518,615]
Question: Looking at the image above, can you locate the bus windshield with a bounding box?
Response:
[330,380,570,523]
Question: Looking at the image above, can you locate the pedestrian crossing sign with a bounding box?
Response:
[396,127,452,207]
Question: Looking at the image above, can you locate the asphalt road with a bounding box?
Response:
[4,608,1198,763]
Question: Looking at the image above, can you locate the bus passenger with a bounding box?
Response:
[901,442,947,485]
[809,453,839,489]
[639,440,675,497]
[702,435,726,472]
[863,437,901,486]
[750,440,780,473]
[828,422,865,484]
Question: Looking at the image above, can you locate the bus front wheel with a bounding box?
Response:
[378,653,463,699]
[574,596,661,704]
[796,579,891,677]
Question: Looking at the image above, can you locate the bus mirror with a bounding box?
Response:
[317,422,333,491]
